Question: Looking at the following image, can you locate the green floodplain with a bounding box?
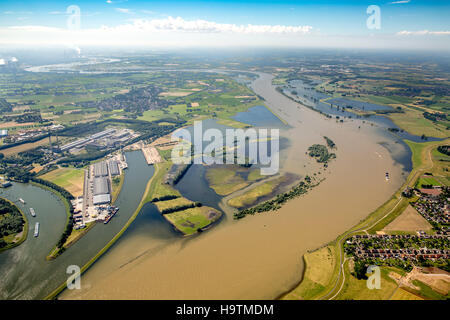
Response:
[0,51,448,300]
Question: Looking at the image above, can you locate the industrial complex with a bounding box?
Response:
[72,152,128,229]
[59,128,138,154]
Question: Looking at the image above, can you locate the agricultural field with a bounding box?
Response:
[0,68,264,142]
[382,205,433,233]
[272,57,450,139]
[40,167,84,197]
[415,175,442,188]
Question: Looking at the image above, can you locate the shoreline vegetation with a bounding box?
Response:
[46,161,160,300]
[282,138,450,300]
[234,139,336,219]
[0,197,28,253]
[149,162,222,236]
[30,179,75,261]
[47,154,223,299]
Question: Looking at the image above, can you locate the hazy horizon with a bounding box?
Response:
[0,0,449,51]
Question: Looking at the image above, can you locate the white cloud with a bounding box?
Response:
[0,17,313,49]
[126,16,312,34]
[0,59,5,65]
[1,16,449,50]
[116,8,133,14]
[389,0,411,4]
[397,30,450,36]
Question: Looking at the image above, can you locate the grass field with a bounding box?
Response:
[415,176,441,188]
[333,262,400,300]
[144,162,181,201]
[111,173,124,204]
[164,206,220,235]
[390,288,423,300]
[205,166,250,196]
[41,167,84,197]
[0,136,58,157]
[388,106,449,139]
[228,175,286,209]
[282,246,337,300]
[382,205,432,233]
[153,197,193,211]
[146,162,222,235]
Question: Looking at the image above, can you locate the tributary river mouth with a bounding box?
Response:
[59,72,410,300]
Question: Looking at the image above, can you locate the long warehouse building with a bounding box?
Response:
[109,160,120,176]
[94,161,108,177]
[93,176,110,195]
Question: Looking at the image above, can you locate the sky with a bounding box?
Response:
[0,0,449,50]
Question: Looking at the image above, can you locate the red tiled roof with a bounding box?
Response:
[419,188,442,196]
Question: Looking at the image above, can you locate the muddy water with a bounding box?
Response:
[60,72,409,300]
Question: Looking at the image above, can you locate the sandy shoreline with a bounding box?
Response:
[60,72,408,300]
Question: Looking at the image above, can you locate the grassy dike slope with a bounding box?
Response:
[282,138,450,300]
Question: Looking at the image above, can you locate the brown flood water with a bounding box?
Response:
[60,72,407,300]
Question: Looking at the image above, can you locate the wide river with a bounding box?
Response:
[59,72,410,299]
[0,151,160,299]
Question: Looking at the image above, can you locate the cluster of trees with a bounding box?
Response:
[0,133,50,151]
[307,144,336,163]
[346,237,449,251]
[1,148,48,167]
[323,136,336,149]
[151,195,179,202]
[170,164,192,185]
[234,176,313,219]
[31,178,74,202]
[2,166,32,183]
[0,98,12,113]
[160,202,202,215]
[31,178,75,251]
[437,145,450,156]
[423,111,447,122]
[0,198,25,246]
[2,112,43,124]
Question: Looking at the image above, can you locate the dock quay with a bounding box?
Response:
[141,143,162,165]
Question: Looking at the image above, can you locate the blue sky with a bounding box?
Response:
[0,0,449,49]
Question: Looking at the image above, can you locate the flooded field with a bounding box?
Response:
[60,72,410,300]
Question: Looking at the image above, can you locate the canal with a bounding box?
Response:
[0,150,159,299]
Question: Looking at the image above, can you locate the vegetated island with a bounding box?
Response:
[149,161,222,236]
[234,139,337,219]
[0,197,28,252]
